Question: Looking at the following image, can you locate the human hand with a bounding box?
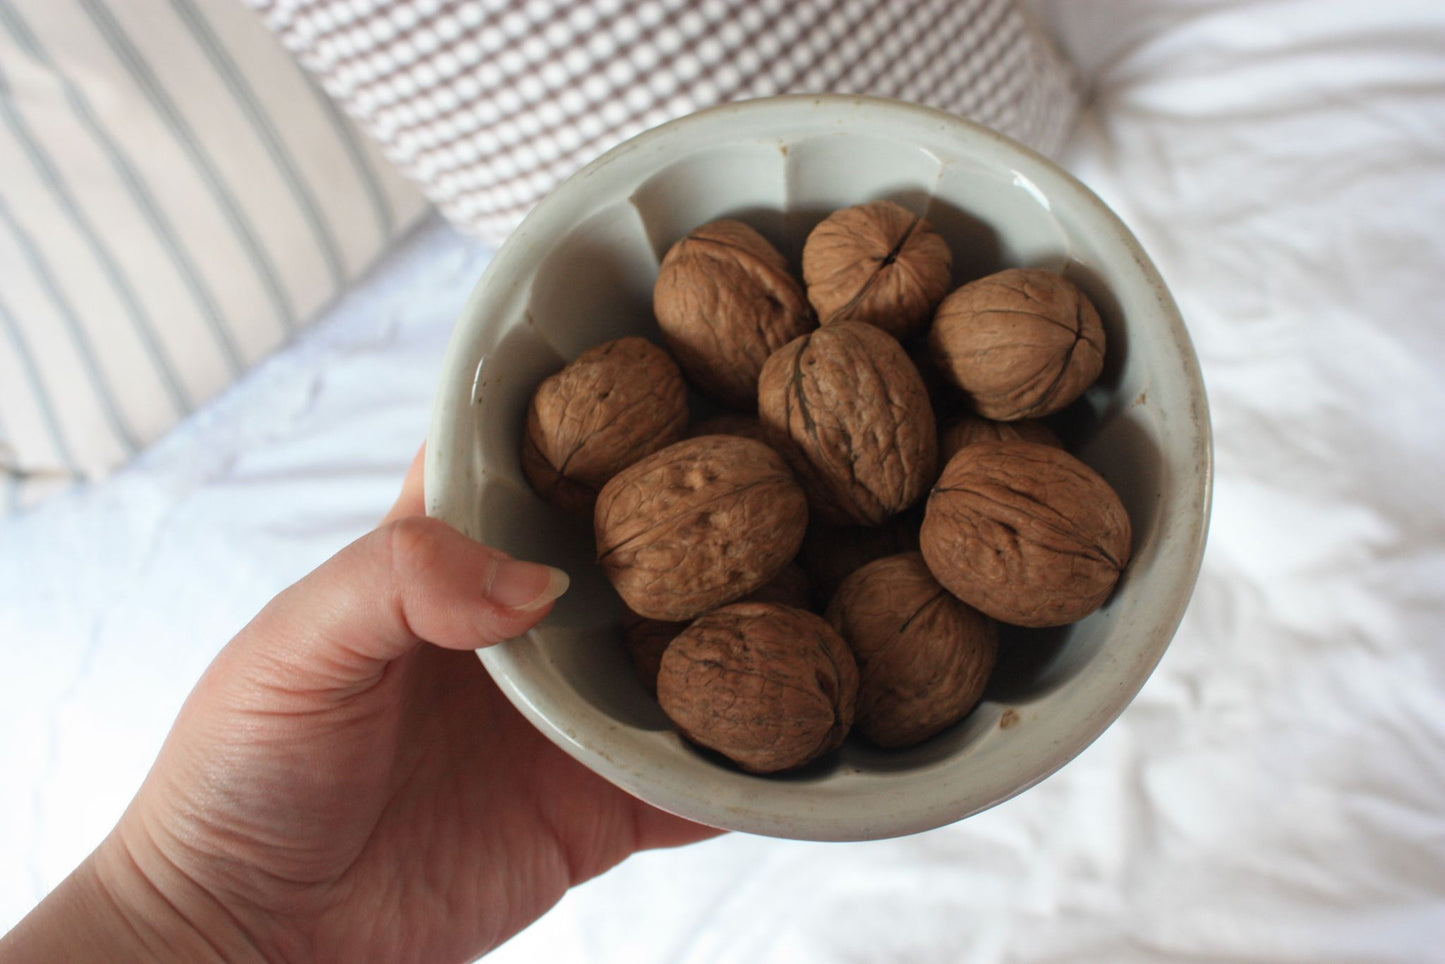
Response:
[2,447,718,963]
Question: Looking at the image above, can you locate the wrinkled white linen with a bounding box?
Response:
[0,216,488,926]
[3,2,1444,959]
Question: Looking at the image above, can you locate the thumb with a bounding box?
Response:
[235,516,570,694]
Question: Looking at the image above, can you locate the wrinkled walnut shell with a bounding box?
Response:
[619,610,683,698]
[909,339,966,421]
[827,552,997,748]
[521,337,688,514]
[798,513,921,611]
[688,413,776,449]
[929,268,1105,420]
[620,562,810,696]
[921,441,1132,627]
[803,200,953,340]
[595,434,807,621]
[654,220,814,409]
[758,321,937,526]
[746,560,809,608]
[656,602,859,773]
[938,412,1063,465]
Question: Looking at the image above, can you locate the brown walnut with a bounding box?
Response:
[826,552,997,748]
[520,337,688,515]
[798,513,921,611]
[620,562,810,697]
[594,434,807,621]
[688,413,776,448]
[920,441,1132,627]
[802,200,953,340]
[757,320,937,526]
[909,339,966,421]
[938,412,1063,465]
[742,559,811,609]
[929,268,1105,420]
[620,609,682,698]
[656,602,859,773]
[653,219,814,409]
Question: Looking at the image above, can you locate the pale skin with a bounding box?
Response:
[1,447,718,962]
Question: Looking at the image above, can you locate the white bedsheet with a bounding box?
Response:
[0,218,490,926]
[4,1,1444,959]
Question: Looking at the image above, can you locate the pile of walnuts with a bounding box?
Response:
[521,200,1131,774]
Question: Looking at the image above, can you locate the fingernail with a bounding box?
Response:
[489,560,570,611]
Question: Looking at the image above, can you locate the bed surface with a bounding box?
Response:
[4,1,1444,958]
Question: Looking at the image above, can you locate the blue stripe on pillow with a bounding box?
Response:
[170,0,347,292]
[305,71,397,240]
[0,59,193,419]
[79,0,299,333]
[0,196,138,455]
[0,291,78,472]
[0,3,247,380]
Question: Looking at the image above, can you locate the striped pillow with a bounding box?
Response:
[249,0,1080,246]
[0,0,430,513]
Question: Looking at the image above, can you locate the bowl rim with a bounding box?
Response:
[426,93,1214,841]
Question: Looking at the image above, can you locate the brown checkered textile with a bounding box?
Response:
[248,0,1080,246]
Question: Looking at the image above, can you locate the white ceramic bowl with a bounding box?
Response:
[426,95,1212,841]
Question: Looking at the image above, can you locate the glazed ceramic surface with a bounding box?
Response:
[426,95,1212,841]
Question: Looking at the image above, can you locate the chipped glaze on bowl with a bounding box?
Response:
[425,95,1212,841]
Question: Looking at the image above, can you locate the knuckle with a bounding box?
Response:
[383,515,451,588]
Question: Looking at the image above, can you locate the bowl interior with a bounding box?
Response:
[426,96,1211,841]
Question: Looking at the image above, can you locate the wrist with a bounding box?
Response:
[1,831,267,962]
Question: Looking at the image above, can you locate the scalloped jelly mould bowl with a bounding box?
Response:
[425,95,1212,841]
